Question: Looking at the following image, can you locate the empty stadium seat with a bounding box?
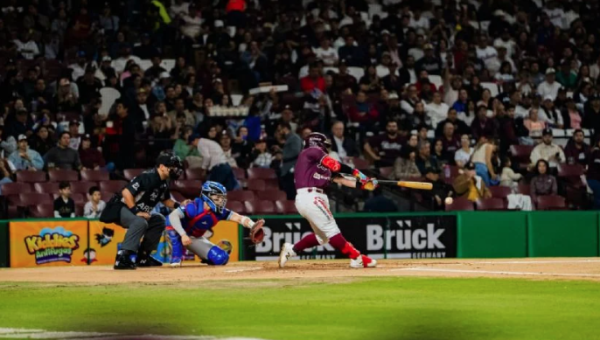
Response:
[275,200,298,214]
[264,179,280,190]
[558,164,585,186]
[101,191,115,203]
[245,200,276,215]
[518,183,531,195]
[124,168,145,180]
[256,190,287,201]
[16,171,47,183]
[537,195,567,210]
[228,201,246,214]
[247,168,277,180]
[19,193,52,208]
[29,203,55,218]
[247,179,266,192]
[2,182,33,195]
[228,190,255,201]
[379,167,393,179]
[48,169,79,182]
[71,181,98,195]
[185,168,206,181]
[99,180,128,194]
[476,198,506,211]
[81,169,110,182]
[232,167,247,180]
[489,186,512,199]
[172,180,203,198]
[445,197,474,211]
[34,182,60,194]
[510,145,534,168]
[353,157,370,171]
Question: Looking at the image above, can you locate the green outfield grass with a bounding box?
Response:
[0,277,599,340]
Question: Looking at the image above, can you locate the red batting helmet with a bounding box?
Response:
[304,132,332,152]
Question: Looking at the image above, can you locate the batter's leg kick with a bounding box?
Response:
[278,192,376,269]
[114,208,166,269]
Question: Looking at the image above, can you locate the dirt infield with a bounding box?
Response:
[2,258,600,284]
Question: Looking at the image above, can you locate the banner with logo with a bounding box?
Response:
[10,221,88,268]
[243,215,457,261]
[88,221,127,265]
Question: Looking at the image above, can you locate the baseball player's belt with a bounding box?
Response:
[298,187,324,194]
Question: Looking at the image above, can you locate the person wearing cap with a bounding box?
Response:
[415,43,442,76]
[536,67,561,101]
[538,95,564,128]
[8,134,44,171]
[453,162,492,202]
[188,133,240,192]
[78,134,107,171]
[423,166,453,211]
[69,50,94,81]
[475,35,498,72]
[530,128,565,171]
[96,55,116,82]
[376,51,399,78]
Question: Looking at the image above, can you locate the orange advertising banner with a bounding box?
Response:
[88,221,127,265]
[210,220,239,262]
[10,221,88,268]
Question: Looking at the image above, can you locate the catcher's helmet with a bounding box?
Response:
[304,132,332,152]
[201,181,228,213]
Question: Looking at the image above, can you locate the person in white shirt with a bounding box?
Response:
[544,2,566,30]
[454,134,474,168]
[180,5,202,41]
[188,133,240,191]
[14,31,39,60]
[530,129,565,170]
[170,0,190,18]
[475,35,498,72]
[538,95,564,128]
[69,51,97,81]
[590,55,600,80]
[426,92,450,128]
[84,186,106,219]
[313,38,338,66]
[409,9,430,32]
[376,52,399,78]
[493,29,516,57]
[401,85,423,114]
[111,48,142,75]
[536,68,562,101]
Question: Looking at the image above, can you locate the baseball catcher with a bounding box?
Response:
[166,181,264,266]
[278,132,379,269]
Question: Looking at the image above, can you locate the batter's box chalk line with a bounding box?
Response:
[0,328,269,340]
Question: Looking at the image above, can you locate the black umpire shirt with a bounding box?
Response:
[116,168,170,213]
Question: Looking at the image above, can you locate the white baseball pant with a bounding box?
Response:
[295,188,341,245]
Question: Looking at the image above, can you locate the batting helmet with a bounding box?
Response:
[304,132,332,152]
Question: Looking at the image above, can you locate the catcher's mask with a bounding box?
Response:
[156,151,184,180]
[201,181,227,213]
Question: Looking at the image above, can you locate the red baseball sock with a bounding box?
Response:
[329,234,360,259]
[293,233,320,253]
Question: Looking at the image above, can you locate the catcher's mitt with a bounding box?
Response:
[249,219,265,244]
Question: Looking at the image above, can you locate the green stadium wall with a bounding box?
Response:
[1,211,599,267]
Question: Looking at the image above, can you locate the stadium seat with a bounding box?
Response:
[81,169,110,182]
[16,171,47,183]
[185,168,206,181]
[75,203,84,217]
[245,200,276,215]
[247,179,266,192]
[101,191,115,203]
[99,180,128,194]
[256,189,287,201]
[228,200,245,214]
[48,169,79,182]
[509,145,534,168]
[232,167,247,180]
[276,200,298,214]
[537,195,567,210]
[34,182,60,194]
[19,193,52,208]
[124,168,145,180]
[71,181,98,195]
[228,190,255,202]
[518,183,531,195]
[379,167,393,179]
[247,168,277,180]
[476,198,507,211]
[172,180,202,198]
[29,203,55,218]
[445,197,474,211]
[353,157,370,171]
[2,182,33,195]
[489,186,512,199]
[558,164,585,186]
[264,179,280,190]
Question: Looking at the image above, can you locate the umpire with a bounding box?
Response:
[100,151,184,270]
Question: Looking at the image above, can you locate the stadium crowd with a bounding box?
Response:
[2,0,600,217]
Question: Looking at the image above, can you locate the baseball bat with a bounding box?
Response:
[378,180,433,190]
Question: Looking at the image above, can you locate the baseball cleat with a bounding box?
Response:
[170,261,182,268]
[350,255,377,268]
[278,243,297,268]
[114,252,136,270]
[136,255,163,267]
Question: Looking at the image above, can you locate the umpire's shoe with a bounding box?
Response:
[136,251,163,267]
[114,250,137,270]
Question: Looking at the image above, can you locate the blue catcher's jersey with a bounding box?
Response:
[166,198,232,238]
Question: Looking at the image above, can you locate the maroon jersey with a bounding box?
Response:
[294,147,332,190]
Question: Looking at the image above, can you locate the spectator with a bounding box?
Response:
[422,167,453,211]
[300,64,326,94]
[168,98,195,127]
[435,108,470,137]
[432,139,451,168]
[54,181,75,218]
[0,126,17,156]
[173,126,201,164]
[189,133,240,192]
[14,30,39,60]
[5,109,33,139]
[393,146,421,180]
[586,137,600,209]
[8,134,44,171]
[44,132,81,170]
[313,38,338,66]
[250,139,273,169]
[454,134,473,168]
[563,99,582,129]
[348,91,379,124]
[330,121,358,160]
[440,123,461,159]
[68,121,82,150]
[0,155,15,194]
[500,157,523,191]
[415,141,438,174]
[109,100,136,170]
[426,92,450,128]
[539,96,564,128]
[277,122,302,199]
[338,36,364,67]
[452,89,469,115]
[399,55,417,85]
[364,120,403,167]
[471,137,499,186]
[83,186,106,219]
[471,105,497,141]
[28,126,54,156]
[79,134,107,171]
[496,104,520,153]
[416,44,442,76]
[453,162,492,202]
[530,159,558,204]
[232,126,253,168]
[219,132,238,168]
[537,68,561,101]
[400,84,422,114]
[523,108,547,143]
[530,129,565,172]
[564,129,590,166]
[582,95,600,136]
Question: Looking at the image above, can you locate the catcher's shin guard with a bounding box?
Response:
[167,229,183,264]
[206,245,229,265]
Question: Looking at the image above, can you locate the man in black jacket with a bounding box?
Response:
[100,151,184,270]
[330,121,358,159]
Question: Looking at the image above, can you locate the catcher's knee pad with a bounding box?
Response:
[167,229,183,260]
[206,245,229,265]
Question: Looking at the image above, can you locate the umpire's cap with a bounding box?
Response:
[156,151,184,180]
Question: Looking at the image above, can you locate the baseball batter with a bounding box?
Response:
[166,181,264,266]
[279,132,379,268]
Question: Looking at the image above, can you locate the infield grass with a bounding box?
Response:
[0,277,599,340]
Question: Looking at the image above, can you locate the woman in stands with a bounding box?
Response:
[530,159,558,204]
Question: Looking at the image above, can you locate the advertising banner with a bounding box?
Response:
[88,221,127,265]
[10,221,88,268]
[243,215,457,261]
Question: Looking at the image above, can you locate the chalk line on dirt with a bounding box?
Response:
[392,267,600,277]
[224,267,262,273]
[0,328,268,340]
